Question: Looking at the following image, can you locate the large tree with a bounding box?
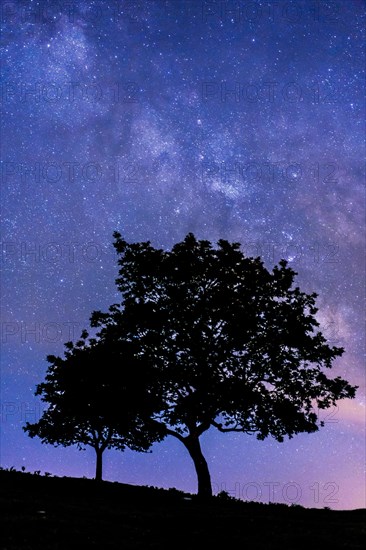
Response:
[24,331,162,481]
[92,232,357,497]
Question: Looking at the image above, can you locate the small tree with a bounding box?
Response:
[24,331,161,481]
[92,232,357,497]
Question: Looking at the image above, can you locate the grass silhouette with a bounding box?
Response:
[1,468,365,549]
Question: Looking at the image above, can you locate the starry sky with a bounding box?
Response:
[1,0,365,510]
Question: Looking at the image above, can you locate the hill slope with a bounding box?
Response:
[0,470,365,549]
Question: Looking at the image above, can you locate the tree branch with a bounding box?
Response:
[165,427,186,443]
[211,419,256,434]
[150,419,186,443]
[196,420,211,436]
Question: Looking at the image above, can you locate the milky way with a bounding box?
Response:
[1,0,365,510]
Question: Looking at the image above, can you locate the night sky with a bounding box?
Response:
[1,0,365,510]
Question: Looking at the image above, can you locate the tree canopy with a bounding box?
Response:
[24,330,162,481]
[89,232,357,496]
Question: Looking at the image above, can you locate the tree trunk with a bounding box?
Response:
[95,448,103,482]
[184,436,212,498]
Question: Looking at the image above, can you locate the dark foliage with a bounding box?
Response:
[90,233,357,496]
[24,332,163,481]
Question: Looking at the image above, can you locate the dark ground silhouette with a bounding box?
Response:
[1,469,364,549]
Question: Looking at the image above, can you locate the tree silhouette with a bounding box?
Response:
[91,232,357,497]
[24,331,162,481]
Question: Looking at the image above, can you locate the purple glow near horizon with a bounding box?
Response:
[0,0,365,510]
